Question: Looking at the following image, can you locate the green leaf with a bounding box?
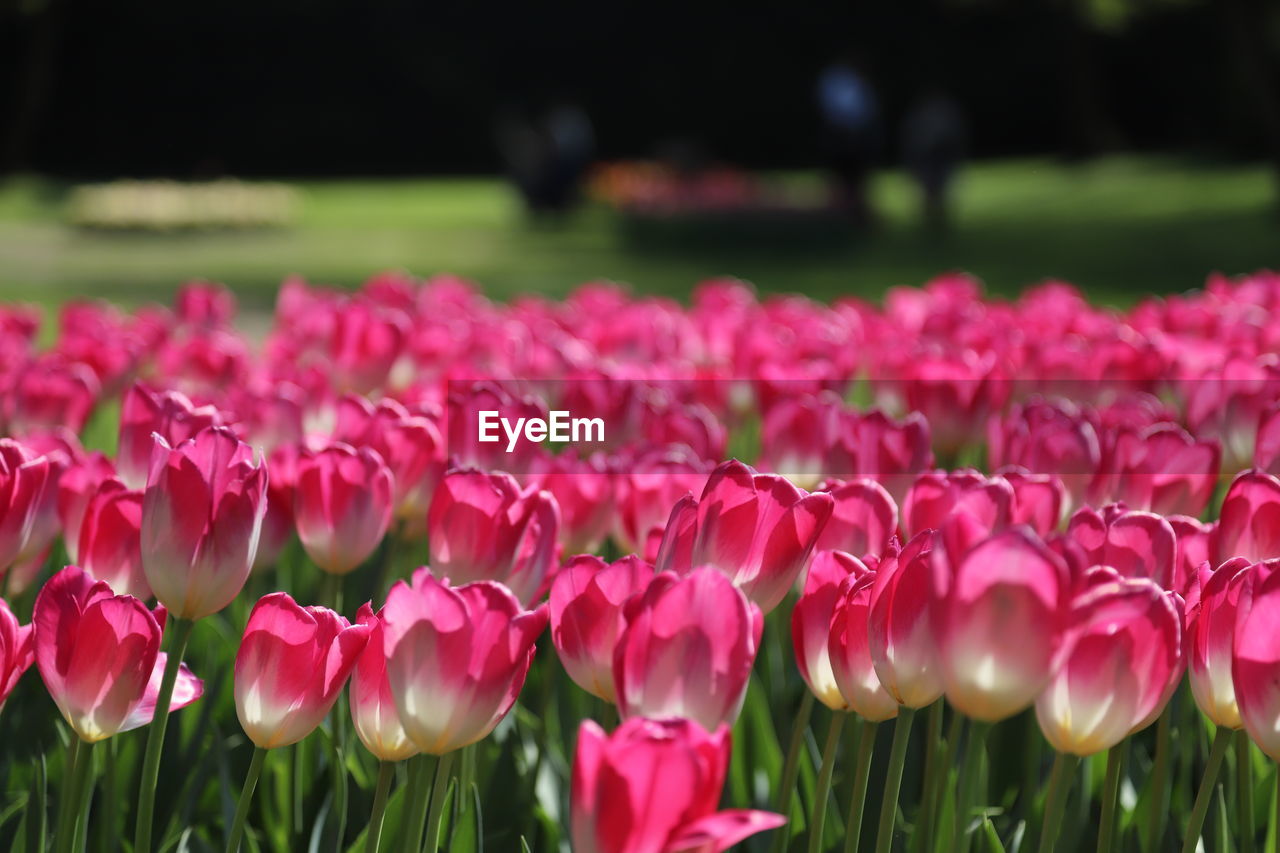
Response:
[520,837,532,853]
[449,783,483,853]
[980,817,1005,853]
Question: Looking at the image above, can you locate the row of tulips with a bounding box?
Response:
[1,270,1280,853]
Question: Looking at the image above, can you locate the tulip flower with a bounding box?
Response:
[1091,424,1220,517]
[615,567,761,731]
[0,439,65,573]
[1187,558,1251,729]
[934,526,1071,722]
[254,443,299,572]
[997,467,1065,536]
[294,443,393,574]
[56,453,116,564]
[4,356,99,435]
[549,554,654,702]
[792,550,879,712]
[1170,515,1213,596]
[350,603,418,762]
[333,394,444,530]
[117,384,223,489]
[987,398,1100,510]
[1035,577,1183,755]
[535,452,616,554]
[571,717,785,853]
[381,568,547,755]
[1232,560,1280,760]
[813,477,898,560]
[427,469,560,606]
[77,481,150,599]
[901,469,1012,540]
[33,566,203,742]
[868,531,943,709]
[0,597,33,712]
[654,459,833,614]
[1213,469,1280,565]
[1066,505,1176,589]
[613,448,710,558]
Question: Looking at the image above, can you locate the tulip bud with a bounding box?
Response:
[234,592,370,749]
[0,598,33,712]
[901,469,1011,540]
[333,394,444,530]
[813,478,898,560]
[56,453,116,564]
[549,554,654,703]
[0,439,65,573]
[997,467,1065,536]
[1066,505,1176,589]
[294,443,393,575]
[1213,469,1280,565]
[349,604,417,762]
[141,427,268,621]
[1232,561,1280,759]
[571,718,785,853]
[117,384,222,489]
[869,531,944,709]
[78,481,150,599]
[381,569,546,754]
[615,567,761,731]
[33,566,202,741]
[1187,558,1251,729]
[792,550,874,712]
[829,565,901,722]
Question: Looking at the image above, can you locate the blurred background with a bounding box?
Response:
[1,0,1277,308]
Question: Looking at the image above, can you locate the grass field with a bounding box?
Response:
[0,156,1275,310]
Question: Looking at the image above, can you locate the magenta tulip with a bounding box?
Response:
[333,394,443,529]
[868,531,944,709]
[78,481,150,599]
[997,467,1065,536]
[0,439,64,573]
[350,603,418,761]
[1232,560,1280,759]
[792,549,880,713]
[117,383,222,489]
[0,597,33,712]
[900,469,1011,540]
[1066,504,1176,589]
[1213,469,1280,565]
[813,477,898,560]
[1187,558,1251,729]
[294,443,393,574]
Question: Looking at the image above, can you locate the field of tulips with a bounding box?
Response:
[5,269,1280,853]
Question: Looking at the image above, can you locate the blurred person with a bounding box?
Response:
[902,88,967,233]
[817,57,881,225]
[495,107,553,213]
[544,100,595,211]
[495,101,595,216]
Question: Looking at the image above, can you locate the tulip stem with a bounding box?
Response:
[1037,752,1077,853]
[913,699,943,853]
[402,754,431,853]
[225,746,267,853]
[1144,704,1173,852]
[1097,745,1123,853]
[56,739,93,853]
[72,739,97,853]
[875,706,916,853]
[954,719,992,853]
[425,750,456,852]
[809,711,847,853]
[55,738,81,853]
[1180,727,1231,853]
[134,615,196,853]
[771,691,815,853]
[364,760,396,853]
[844,719,878,853]
[1238,730,1256,853]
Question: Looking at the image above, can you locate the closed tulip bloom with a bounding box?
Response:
[654,460,833,614]
[813,478,898,560]
[997,467,1065,536]
[117,384,222,489]
[427,469,560,606]
[1187,558,1251,729]
[141,427,268,621]
[571,717,785,853]
[1232,560,1280,759]
[550,554,654,702]
[382,569,547,754]
[935,526,1071,722]
[1213,469,1280,565]
[1092,424,1220,517]
[0,598,34,712]
[78,481,150,599]
[0,440,65,573]
[349,603,417,762]
[33,566,203,742]
[901,469,1012,540]
[869,531,944,709]
[333,394,444,528]
[615,567,761,731]
[294,443,393,574]
[1066,505,1176,589]
[234,592,371,749]
[792,549,873,711]
[56,452,116,564]
[1035,577,1183,755]
[1170,515,1213,596]
[829,566,901,721]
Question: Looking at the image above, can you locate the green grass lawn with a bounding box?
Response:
[0,156,1275,310]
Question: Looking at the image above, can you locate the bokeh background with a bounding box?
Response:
[1,0,1277,308]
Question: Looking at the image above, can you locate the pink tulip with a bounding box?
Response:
[294,443,393,574]
[1091,424,1220,517]
[56,453,116,564]
[349,604,418,762]
[836,410,934,504]
[0,598,33,712]
[828,562,902,721]
[654,460,833,614]
[899,351,1009,457]
[613,448,710,558]
[901,469,1012,540]
[234,592,370,749]
[78,481,150,599]
[615,567,761,731]
[1187,558,1251,729]
[535,453,616,554]
[1170,515,1213,595]
[334,394,444,529]
[174,280,236,327]
[1213,469,1280,565]
[0,439,65,573]
[792,550,872,711]
[381,569,547,754]
[254,443,299,572]
[571,717,785,853]
[117,384,223,489]
[33,566,202,741]
[427,469,560,605]
[869,531,944,709]
[934,526,1071,722]
[1232,561,1280,758]
[987,398,1100,510]
[997,467,1065,535]
[1066,505,1176,589]
[141,427,268,621]
[1035,577,1182,755]
[4,357,99,435]
[813,478,898,560]
[550,554,654,702]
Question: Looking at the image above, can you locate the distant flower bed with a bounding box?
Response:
[66,179,299,230]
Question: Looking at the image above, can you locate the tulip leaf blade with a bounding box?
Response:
[449,782,483,853]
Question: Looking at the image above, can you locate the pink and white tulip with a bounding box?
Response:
[294,443,394,574]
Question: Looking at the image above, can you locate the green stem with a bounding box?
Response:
[364,761,396,853]
[331,704,349,851]
[954,719,992,853]
[55,738,81,853]
[1180,728,1232,853]
[225,746,267,853]
[1239,729,1256,853]
[403,755,434,853]
[1038,752,1079,853]
[72,739,96,853]
[771,691,816,853]
[1144,705,1173,853]
[809,712,847,853]
[875,706,917,853]
[57,739,94,853]
[425,751,457,853]
[914,700,943,853]
[1097,745,1123,853]
[1273,760,1279,853]
[133,616,196,853]
[844,720,878,853]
